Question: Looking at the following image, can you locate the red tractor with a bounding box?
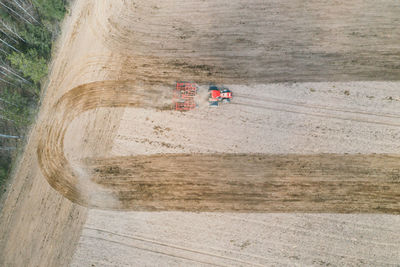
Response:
[208,85,233,106]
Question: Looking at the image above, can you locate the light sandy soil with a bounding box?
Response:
[70,81,400,265]
[1,0,400,266]
[72,212,400,266]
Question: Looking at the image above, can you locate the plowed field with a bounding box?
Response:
[1,0,400,266]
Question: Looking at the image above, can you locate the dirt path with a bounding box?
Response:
[0,1,124,266]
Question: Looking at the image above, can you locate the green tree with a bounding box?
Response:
[7,49,47,86]
[1,86,32,127]
[33,0,66,22]
[19,24,52,58]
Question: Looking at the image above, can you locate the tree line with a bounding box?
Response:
[0,0,67,194]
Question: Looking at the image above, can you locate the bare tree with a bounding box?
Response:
[0,133,19,139]
[0,1,33,25]
[0,27,18,43]
[0,37,20,52]
[0,75,16,85]
[0,47,10,55]
[0,64,31,84]
[0,19,24,41]
[7,0,39,24]
[0,146,16,150]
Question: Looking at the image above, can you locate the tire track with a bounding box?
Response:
[236,93,400,120]
[84,227,267,267]
[222,214,400,248]
[232,101,400,128]
[83,223,398,266]
[37,80,400,212]
[82,235,227,267]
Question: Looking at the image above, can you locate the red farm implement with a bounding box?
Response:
[173,82,198,111]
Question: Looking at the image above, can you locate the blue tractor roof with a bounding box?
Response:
[209,85,219,91]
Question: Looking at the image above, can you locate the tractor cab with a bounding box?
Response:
[208,85,232,106]
[220,88,232,102]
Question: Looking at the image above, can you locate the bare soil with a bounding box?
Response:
[1,0,400,266]
[36,79,400,212]
[86,153,400,213]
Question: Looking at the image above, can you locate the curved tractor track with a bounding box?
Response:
[38,80,400,212]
